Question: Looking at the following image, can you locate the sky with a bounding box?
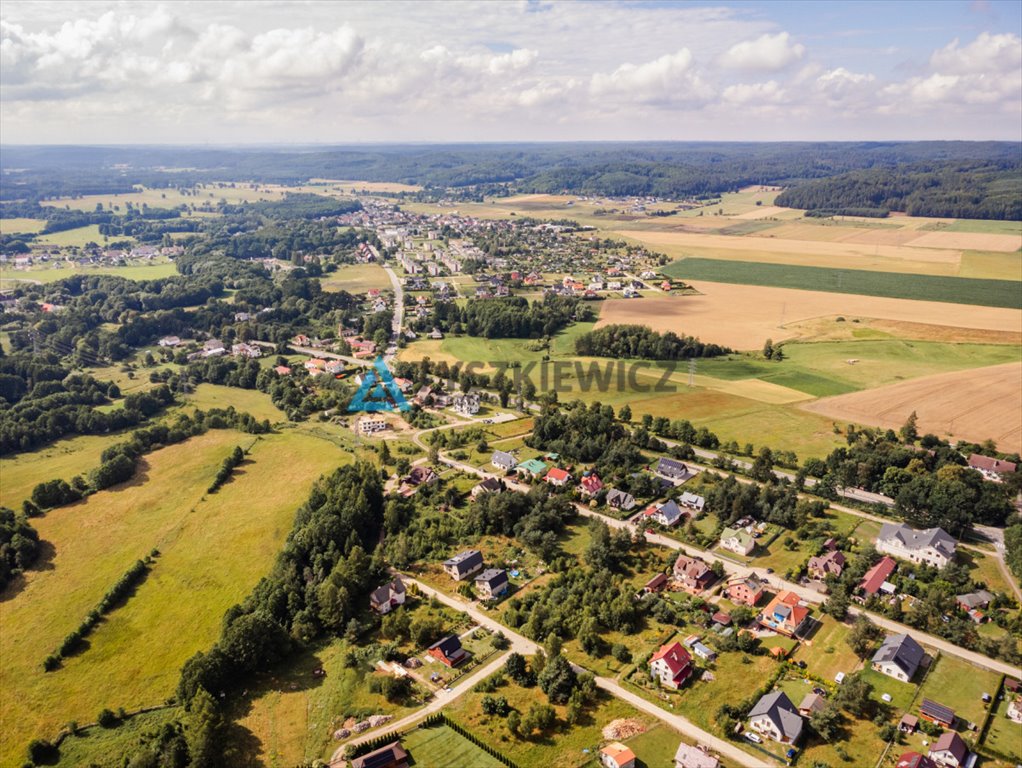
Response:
[1,0,1021,144]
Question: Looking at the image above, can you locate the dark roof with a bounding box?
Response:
[351,741,409,768]
[657,457,688,476]
[748,691,804,741]
[475,477,502,493]
[920,698,955,724]
[930,731,968,762]
[872,633,924,678]
[444,550,483,570]
[475,568,508,588]
[428,634,464,657]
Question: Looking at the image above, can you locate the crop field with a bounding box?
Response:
[319,263,392,293]
[802,361,1022,453]
[40,183,290,212]
[926,219,1022,235]
[0,261,177,289]
[0,216,46,234]
[597,285,1022,350]
[663,259,1021,309]
[30,224,131,248]
[0,429,338,765]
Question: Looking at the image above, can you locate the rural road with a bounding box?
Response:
[383,264,404,359]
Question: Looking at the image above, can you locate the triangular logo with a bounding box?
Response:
[348,356,411,412]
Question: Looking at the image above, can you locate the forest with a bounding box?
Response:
[573,324,732,360]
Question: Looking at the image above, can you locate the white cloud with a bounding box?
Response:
[720,32,804,72]
[930,32,1021,75]
[590,49,713,106]
[722,80,785,105]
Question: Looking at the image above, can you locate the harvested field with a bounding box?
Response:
[734,205,788,219]
[782,316,1022,346]
[905,230,1022,252]
[801,361,1022,453]
[597,283,1022,350]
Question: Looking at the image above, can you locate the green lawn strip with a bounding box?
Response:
[400,723,505,768]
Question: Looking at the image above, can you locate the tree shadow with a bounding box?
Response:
[0,539,56,602]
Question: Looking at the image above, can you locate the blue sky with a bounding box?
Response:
[1,1,1020,143]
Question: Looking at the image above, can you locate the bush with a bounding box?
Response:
[27,738,58,764]
[97,708,119,728]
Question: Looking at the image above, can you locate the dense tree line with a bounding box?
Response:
[465,485,577,562]
[227,192,361,220]
[0,507,39,592]
[207,446,246,494]
[455,295,580,339]
[573,324,731,359]
[775,162,1022,220]
[528,400,630,464]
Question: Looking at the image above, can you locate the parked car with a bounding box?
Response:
[744,732,762,744]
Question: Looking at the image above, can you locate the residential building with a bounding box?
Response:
[747,691,804,745]
[405,466,437,487]
[919,699,955,728]
[579,473,603,497]
[724,576,765,606]
[642,573,669,594]
[758,591,811,637]
[452,391,480,415]
[325,359,345,375]
[545,467,573,487]
[967,453,1017,481]
[606,488,637,511]
[649,641,694,689]
[719,526,755,556]
[656,457,691,482]
[1005,695,1022,723]
[273,365,291,376]
[443,550,484,580]
[351,741,410,768]
[515,458,548,479]
[370,578,406,615]
[872,633,925,682]
[427,635,468,667]
[679,492,705,513]
[895,752,937,768]
[807,550,847,580]
[357,415,389,436]
[673,743,719,768]
[644,500,685,527]
[798,693,826,717]
[475,568,509,600]
[955,590,994,613]
[470,477,503,499]
[876,523,957,568]
[859,556,898,598]
[491,450,517,472]
[928,731,969,768]
[599,742,636,768]
[158,335,181,347]
[673,555,716,594]
[304,358,327,373]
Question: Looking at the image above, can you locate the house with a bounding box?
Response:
[471,477,503,499]
[325,359,345,375]
[452,391,480,415]
[405,466,437,487]
[443,550,484,580]
[273,365,292,376]
[673,743,719,768]
[643,573,669,594]
[747,691,804,745]
[899,714,919,734]
[968,453,1017,481]
[691,641,716,662]
[304,358,327,373]
[157,336,181,347]
[645,500,685,527]
[872,633,925,682]
[350,741,409,768]
[491,450,517,473]
[516,458,548,479]
[919,699,955,728]
[475,568,509,600]
[1005,695,1022,723]
[719,526,755,556]
[724,576,765,606]
[393,377,414,393]
[673,555,715,594]
[798,693,826,716]
[807,550,847,580]
[955,590,994,614]
[649,641,694,689]
[679,492,705,513]
[859,556,898,598]
[876,523,957,568]
[370,578,406,614]
[656,457,691,482]
[599,742,636,768]
[606,488,637,511]
[427,635,468,667]
[928,731,969,768]
[711,611,732,627]
[357,415,389,436]
[291,334,311,346]
[545,468,573,487]
[758,591,811,637]
[430,328,444,339]
[579,473,603,497]
[896,753,937,768]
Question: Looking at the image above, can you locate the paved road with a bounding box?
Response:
[382,264,404,360]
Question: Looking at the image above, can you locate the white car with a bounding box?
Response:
[744,732,762,744]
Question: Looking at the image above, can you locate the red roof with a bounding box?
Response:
[546,468,571,483]
[896,752,937,768]
[650,641,692,676]
[968,453,1017,475]
[860,556,897,595]
[580,474,603,493]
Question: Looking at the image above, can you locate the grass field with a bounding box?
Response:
[663,258,1022,309]
[31,224,128,248]
[319,263,393,294]
[982,693,1022,761]
[400,724,505,768]
[40,184,289,212]
[0,217,47,234]
[917,655,1001,728]
[0,429,339,766]
[185,383,287,423]
[790,618,860,681]
[48,708,181,767]
[0,261,178,287]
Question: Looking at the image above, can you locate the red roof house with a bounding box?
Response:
[859,556,897,597]
[649,641,693,689]
[579,473,603,496]
[545,468,573,487]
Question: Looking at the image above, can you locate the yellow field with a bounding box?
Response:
[0,217,46,234]
[0,429,340,765]
[597,283,1022,350]
[33,225,123,248]
[802,361,1022,452]
[320,263,393,293]
[905,230,1022,252]
[40,184,290,213]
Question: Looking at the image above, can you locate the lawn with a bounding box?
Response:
[185,383,287,423]
[0,216,46,234]
[858,667,918,712]
[32,224,133,248]
[400,723,505,768]
[982,693,1022,761]
[917,655,1001,728]
[957,548,1018,598]
[0,260,177,287]
[662,258,1022,309]
[623,724,697,768]
[670,652,779,733]
[319,263,393,294]
[790,617,861,682]
[0,429,339,766]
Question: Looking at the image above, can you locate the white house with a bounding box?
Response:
[599,742,636,768]
[357,415,389,436]
[452,392,481,415]
[747,692,804,745]
[871,633,925,682]
[876,523,957,568]
[719,526,755,556]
